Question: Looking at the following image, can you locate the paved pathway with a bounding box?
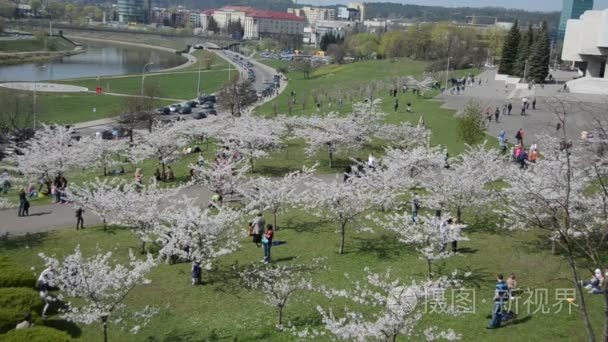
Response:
[0,173,340,236]
[438,69,608,144]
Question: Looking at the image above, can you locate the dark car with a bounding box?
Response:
[159,107,171,115]
[188,101,198,108]
[100,130,114,140]
[179,106,192,114]
[195,112,207,120]
[203,108,217,116]
[199,95,217,104]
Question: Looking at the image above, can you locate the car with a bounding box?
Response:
[169,104,182,112]
[100,130,114,140]
[194,112,207,119]
[203,108,217,116]
[246,62,254,67]
[198,95,216,104]
[159,107,171,115]
[200,101,214,109]
[194,44,203,49]
[179,106,192,114]
[187,101,198,108]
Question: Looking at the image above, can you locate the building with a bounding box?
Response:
[117,0,151,23]
[348,3,365,22]
[287,6,336,25]
[243,10,304,40]
[304,20,358,46]
[558,0,594,40]
[561,9,608,94]
[465,16,498,26]
[202,6,303,42]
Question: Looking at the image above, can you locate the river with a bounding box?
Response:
[0,39,186,82]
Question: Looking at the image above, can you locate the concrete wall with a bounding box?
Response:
[567,77,608,95]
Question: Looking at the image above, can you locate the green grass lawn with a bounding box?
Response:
[0,209,603,341]
[0,38,74,53]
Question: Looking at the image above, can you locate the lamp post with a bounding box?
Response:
[445,56,452,92]
[140,62,154,97]
[197,58,210,98]
[32,65,47,130]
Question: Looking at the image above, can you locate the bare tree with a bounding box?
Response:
[218,80,256,116]
[117,84,162,140]
[0,91,35,143]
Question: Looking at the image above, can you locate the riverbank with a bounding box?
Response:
[66,35,196,72]
[0,38,85,65]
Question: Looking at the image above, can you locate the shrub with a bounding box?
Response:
[0,257,36,288]
[0,326,72,342]
[0,288,42,333]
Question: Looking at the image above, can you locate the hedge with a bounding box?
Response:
[0,257,36,288]
[0,288,42,334]
[0,326,72,342]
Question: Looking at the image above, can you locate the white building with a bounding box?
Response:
[243,10,304,39]
[287,7,336,25]
[211,6,248,29]
[562,9,608,95]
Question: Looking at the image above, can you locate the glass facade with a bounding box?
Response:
[558,0,594,39]
[118,0,151,23]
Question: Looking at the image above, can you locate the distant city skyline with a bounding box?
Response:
[298,0,608,12]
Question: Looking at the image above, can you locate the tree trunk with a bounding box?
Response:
[328,149,333,169]
[273,212,277,231]
[551,239,557,255]
[102,218,107,230]
[339,222,346,254]
[565,252,596,342]
[103,166,107,177]
[161,161,166,181]
[141,241,146,254]
[426,258,432,279]
[102,316,108,342]
[456,206,462,223]
[249,157,254,173]
[278,306,283,327]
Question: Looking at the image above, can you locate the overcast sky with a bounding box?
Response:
[300,0,608,12]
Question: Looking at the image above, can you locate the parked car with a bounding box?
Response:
[159,107,171,115]
[179,106,192,114]
[169,104,182,112]
[188,101,198,108]
[203,108,217,116]
[194,112,207,120]
[198,95,217,104]
[200,101,214,109]
[100,130,114,140]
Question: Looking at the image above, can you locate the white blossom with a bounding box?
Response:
[309,268,461,341]
[38,246,157,340]
[157,202,243,270]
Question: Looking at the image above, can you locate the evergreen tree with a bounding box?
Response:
[514,25,534,78]
[498,20,520,76]
[527,21,550,83]
[207,16,219,34]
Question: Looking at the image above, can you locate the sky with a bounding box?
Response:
[301,0,608,12]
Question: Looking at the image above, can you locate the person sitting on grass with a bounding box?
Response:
[165,166,175,181]
[191,261,202,286]
[15,312,34,330]
[583,269,604,294]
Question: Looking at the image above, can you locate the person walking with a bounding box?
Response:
[507,102,512,115]
[18,188,26,217]
[487,274,510,329]
[76,207,85,230]
[515,128,524,145]
[191,261,202,286]
[406,102,412,113]
[494,108,500,123]
[251,213,265,247]
[23,199,30,216]
[262,224,274,264]
[532,97,537,110]
[394,98,399,112]
[37,266,54,318]
[520,105,526,116]
[498,130,507,153]
[411,193,420,222]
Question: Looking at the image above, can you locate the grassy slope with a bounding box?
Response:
[0,211,602,341]
[0,38,74,53]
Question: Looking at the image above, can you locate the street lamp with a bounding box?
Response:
[445,56,452,92]
[197,58,210,98]
[33,64,47,130]
[140,62,154,97]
